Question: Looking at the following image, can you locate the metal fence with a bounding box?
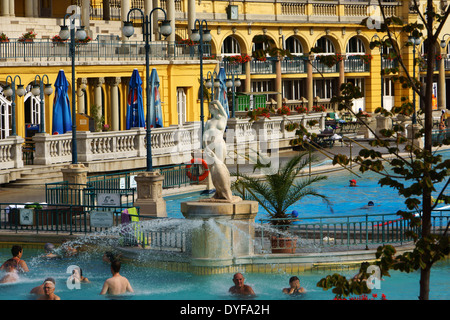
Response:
[258,211,449,253]
[45,182,136,208]
[0,39,211,62]
[0,203,137,235]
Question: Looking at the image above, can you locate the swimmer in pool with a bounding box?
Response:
[38,280,60,300]
[30,277,56,296]
[229,273,256,296]
[360,201,375,209]
[282,276,306,295]
[100,260,133,296]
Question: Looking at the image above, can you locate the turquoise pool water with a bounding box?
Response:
[165,165,449,221]
[0,249,448,300]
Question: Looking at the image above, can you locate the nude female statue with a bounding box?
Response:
[201,100,241,202]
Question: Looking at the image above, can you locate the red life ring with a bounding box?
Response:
[186,158,209,181]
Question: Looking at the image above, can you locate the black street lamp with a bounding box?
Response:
[409,35,421,124]
[3,75,25,137]
[31,74,53,133]
[226,75,241,118]
[205,70,218,101]
[123,7,172,172]
[59,5,87,164]
[190,19,212,149]
[371,34,390,110]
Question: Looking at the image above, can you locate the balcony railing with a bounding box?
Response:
[344,57,370,72]
[0,39,211,62]
[311,59,338,73]
[250,59,276,74]
[281,58,306,74]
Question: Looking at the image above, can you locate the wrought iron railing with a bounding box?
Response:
[0,39,211,62]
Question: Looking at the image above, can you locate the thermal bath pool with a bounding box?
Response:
[0,248,448,300]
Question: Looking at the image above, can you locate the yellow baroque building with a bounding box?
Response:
[0,0,449,140]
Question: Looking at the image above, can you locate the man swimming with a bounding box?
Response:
[100,260,134,296]
[229,273,256,296]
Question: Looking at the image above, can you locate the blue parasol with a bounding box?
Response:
[52,69,72,135]
[216,67,230,117]
[126,69,145,130]
[150,68,163,128]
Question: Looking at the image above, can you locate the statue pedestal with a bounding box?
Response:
[61,164,88,205]
[181,200,258,267]
[133,171,167,218]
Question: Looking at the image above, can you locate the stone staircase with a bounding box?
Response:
[5,164,67,188]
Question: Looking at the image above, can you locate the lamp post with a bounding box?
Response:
[31,75,53,133]
[58,5,87,164]
[371,34,390,110]
[3,75,25,137]
[190,19,212,149]
[226,74,241,118]
[123,7,172,172]
[205,70,218,101]
[409,35,421,124]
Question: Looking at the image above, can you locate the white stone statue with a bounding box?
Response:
[201,100,241,203]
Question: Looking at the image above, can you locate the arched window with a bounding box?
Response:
[285,37,303,55]
[346,37,365,54]
[315,37,335,54]
[221,36,241,56]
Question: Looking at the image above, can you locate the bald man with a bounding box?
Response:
[228,273,255,296]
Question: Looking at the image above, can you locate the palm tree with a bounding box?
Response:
[233,152,332,230]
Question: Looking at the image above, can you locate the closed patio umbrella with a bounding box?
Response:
[126,69,145,130]
[216,67,230,118]
[52,69,72,135]
[150,68,163,128]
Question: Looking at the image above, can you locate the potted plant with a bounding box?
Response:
[76,35,92,45]
[277,104,291,116]
[312,105,327,113]
[224,54,251,64]
[295,105,307,114]
[246,106,273,121]
[51,35,67,44]
[0,33,9,43]
[18,31,36,42]
[233,153,332,253]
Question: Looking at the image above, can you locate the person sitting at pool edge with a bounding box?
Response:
[100,260,133,296]
[0,245,29,273]
[349,179,357,187]
[282,276,306,295]
[229,273,255,296]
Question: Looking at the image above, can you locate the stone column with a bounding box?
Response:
[9,0,14,16]
[187,0,196,36]
[92,77,105,117]
[61,164,89,205]
[438,56,446,111]
[108,77,121,131]
[133,171,167,217]
[77,78,87,114]
[1,0,9,16]
[82,0,91,37]
[33,0,38,17]
[307,55,314,111]
[167,0,175,43]
[121,0,131,41]
[339,58,345,96]
[275,57,282,109]
[25,0,33,17]
[144,0,152,16]
[245,62,251,93]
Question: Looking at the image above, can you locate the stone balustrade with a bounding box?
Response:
[0,114,326,171]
